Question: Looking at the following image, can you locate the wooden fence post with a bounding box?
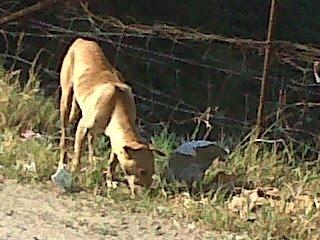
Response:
[255,0,279,137]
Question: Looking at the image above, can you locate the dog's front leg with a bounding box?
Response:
[87,132,95,171]
[125,174,136,199]
[106,151,118,187]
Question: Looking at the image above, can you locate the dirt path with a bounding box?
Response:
[0,179,217,240]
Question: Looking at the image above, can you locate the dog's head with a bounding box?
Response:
[120,141,165,187]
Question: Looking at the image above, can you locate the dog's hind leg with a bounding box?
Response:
[71,118,88,172]
[59,49,75,168]
[69,95,81,124]
[59,75,73,168]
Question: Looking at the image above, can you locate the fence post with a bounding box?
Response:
[255,0,279,137]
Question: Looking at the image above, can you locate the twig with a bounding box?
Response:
[254,138,285,144]
[0,0,65,26]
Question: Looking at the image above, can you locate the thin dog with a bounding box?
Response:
[59,38,163,196]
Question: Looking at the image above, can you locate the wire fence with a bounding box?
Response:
[0,2,320,148]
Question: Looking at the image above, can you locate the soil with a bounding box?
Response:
[0,179,217,240]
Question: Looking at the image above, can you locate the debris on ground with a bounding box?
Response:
[165,140,229,184]
[20,130,42,140]
[51,167,73,191]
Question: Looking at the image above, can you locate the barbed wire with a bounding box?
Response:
[5,29,319,102]
[2,51,319,135]
[77,2,320,62]
[1,3,320,136]
[1,52,251,130]
[1,4,318,79]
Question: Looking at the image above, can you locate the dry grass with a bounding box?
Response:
[0,65,320,239]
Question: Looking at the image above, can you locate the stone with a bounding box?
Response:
[165,140,228,184]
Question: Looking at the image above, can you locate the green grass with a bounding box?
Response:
[0,65,320,239]
[0,66,60,182]
[0,129,58,182]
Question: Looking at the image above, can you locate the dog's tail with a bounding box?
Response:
[314,61,320,83]
[113,81,132,92]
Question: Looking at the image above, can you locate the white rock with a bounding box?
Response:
[51,167,73,191]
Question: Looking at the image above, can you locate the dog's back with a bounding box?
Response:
[61,38,125,95]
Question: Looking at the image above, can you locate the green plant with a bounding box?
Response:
[0,66,59,134]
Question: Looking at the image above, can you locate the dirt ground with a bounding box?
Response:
[0,179,219,240]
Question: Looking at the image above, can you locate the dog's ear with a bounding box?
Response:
[123,142,148,157]
[147,144,166,157]
[123,142,165,157]
[124,141,148,151]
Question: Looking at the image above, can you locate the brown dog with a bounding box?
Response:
[59,38,163,196]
